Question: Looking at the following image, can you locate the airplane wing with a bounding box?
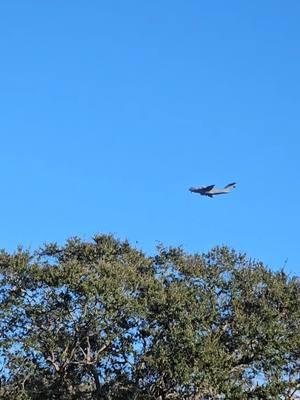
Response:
[201,184,215,191]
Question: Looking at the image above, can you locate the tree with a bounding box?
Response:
[0,235,300,399]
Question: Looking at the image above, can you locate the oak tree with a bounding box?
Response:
[1,235,299,399]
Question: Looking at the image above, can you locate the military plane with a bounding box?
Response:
[189,182,236,198]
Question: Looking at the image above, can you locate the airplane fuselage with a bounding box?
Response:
[189,187,234,197]
[189,183,236,197]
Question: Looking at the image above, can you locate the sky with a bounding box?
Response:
[0,1,299,275]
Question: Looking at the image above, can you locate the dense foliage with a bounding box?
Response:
[0,235,300,399]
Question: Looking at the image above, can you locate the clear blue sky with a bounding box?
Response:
[0,1,299,274]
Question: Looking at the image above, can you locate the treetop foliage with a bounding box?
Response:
[0,235,300,399]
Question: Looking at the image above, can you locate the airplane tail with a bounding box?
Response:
[224,182,236,190]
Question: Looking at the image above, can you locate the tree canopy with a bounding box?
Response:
[0,235,300,399]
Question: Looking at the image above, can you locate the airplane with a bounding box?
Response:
[189,182,236,198]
